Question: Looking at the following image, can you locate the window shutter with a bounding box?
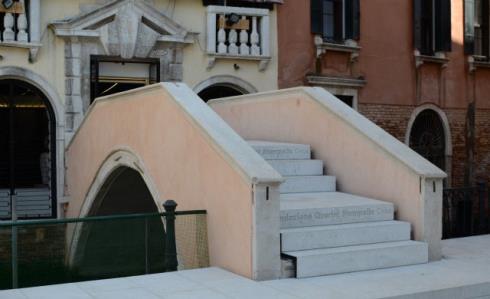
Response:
[311,0,324,35]
[333,0,343,41]
[414,0,423,51]
[435,0,452,52]
[482,0,489,57]
[345,0,360,40]
[465,0,476,54]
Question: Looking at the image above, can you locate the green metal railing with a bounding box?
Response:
[0,200,208,290]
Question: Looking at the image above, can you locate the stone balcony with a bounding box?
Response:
[206,5,271,71]
[0,0,41,62]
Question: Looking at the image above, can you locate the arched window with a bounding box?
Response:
[409,109,447,171]
[0,79,57,219]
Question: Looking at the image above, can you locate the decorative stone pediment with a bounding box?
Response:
[50,0,194,58]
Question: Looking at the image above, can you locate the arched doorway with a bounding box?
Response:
[198,83,246,102]
[72,167,165,279]
[409,109,447,171]
[194,75,257,102]
[0,79,57,219]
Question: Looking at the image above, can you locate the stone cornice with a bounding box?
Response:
[414,50,449,69]
[306,75,366,89]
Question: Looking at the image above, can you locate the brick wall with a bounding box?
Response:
[0,225,66,263]
[358,103,490,188]
[476,109,490,184]
[358,103,412,141]
[445,109,468,187]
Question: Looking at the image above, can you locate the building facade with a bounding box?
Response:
[0,0,281,219]
[278,0,490,188]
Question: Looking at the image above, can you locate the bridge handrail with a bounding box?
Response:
[0,209,206,228]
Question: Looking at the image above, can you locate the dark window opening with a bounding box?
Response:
[311,0,360,43]
[466,0,490,58]
[335,95,354,107]
[198,84,245,102]
[90,56,160,103]
[414,0,452,56]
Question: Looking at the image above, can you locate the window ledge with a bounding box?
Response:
[314,35,360,62]
[306,75,366,88]
[468,55,490,73]
[207,53,271,72]
[0,41,42,62]
[414,50,449,68]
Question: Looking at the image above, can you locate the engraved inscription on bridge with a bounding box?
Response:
[280,206,393,226]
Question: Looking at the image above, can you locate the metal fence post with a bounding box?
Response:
[144,217,149,274]
[163,200,178,272]
[477,182,487,233]
[11,192,18,289]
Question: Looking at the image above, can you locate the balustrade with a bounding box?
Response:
[1,0,29,44]
[207,5,271,70]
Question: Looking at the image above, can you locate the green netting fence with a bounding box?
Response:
[0,202,209,290]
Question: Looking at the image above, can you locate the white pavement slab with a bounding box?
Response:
[2,235,490,299]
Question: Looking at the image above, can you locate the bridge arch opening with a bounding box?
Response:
[72,167,166,279]
[88,166,158,216]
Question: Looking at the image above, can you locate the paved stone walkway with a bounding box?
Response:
[1,235,490,298]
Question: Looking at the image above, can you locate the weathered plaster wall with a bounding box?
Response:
[277,0,314,88]
[166,0,279,92]
[277,0,490,187]
[0,0,279,122]
[0,0,87,105]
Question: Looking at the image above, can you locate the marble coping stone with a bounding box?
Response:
[266,159,324,176]
[280,192,394,228]
[280,176,336,193]
[248,140,311,160]
[284,240,428,278]
[281,220,411,251]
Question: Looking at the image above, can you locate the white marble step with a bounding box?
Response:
[266,159,324,176]
[280,192,394,228]
[280,176,336,194]
[284,240,428,278]
[248,140,311,160]
[281,220,410,251]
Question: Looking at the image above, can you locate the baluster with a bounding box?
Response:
[239,16,250,55]
[250,16,260,56]
[217,15,227,54]
[228,28,238,55]
[17,11,29,42]
[3,13,15,42]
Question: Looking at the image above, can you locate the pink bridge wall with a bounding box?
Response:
[65,85,254,278]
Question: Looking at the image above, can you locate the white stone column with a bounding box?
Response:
[3,13,15,42]
[206,11,217,54]
[228,29,238,55]
[250,17,260,56]
[239,16,250,55]
[64,39,84,132]
[29,0,41,44]
[217,15,227,54]
[260,15,270,57]
[17,0,29,43]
